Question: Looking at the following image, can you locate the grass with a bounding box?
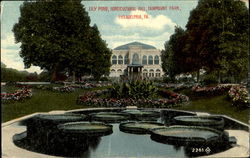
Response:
[1,85,107,122]
[1,85,249,124]
[173,89,249,124]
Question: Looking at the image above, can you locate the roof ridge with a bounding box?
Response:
[114,41,156,50]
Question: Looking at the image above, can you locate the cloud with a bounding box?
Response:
[103,31,171,49]
[1,33,20,49]
[1,48,42,74]
[1,33,42,73]
[114,10,176,30]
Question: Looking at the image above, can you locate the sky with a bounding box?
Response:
[1,0,247,74]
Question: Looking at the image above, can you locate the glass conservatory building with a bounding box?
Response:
[110,42,163,78]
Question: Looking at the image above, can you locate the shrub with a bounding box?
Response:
[228,86,250,108]
[110,80,157,99]
[202,74,218,85]
[192,84,232,96]
[1,89,32,103]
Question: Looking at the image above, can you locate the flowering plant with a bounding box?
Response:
[1,89,32,103]
[228,86,249,108]
[192,84,233,96]
[77,89,189,108]
[53,86,75,93]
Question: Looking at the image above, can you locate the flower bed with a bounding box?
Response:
[192,84,233,96]
[228,86,250,108]
[52,86,75,93]
[1,89,32,103]
[77,89,189,108]
[72,82,112,89]
[34,82,111,93]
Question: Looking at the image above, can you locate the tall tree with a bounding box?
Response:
[185,0,249,83]
[162,26,189,80]
[13,0,111,81]
[89,24,112,80]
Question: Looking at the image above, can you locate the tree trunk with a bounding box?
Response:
[51,63,59,82]
[217,70,221,84]
[72,71,76,83]
[196,69,200,83]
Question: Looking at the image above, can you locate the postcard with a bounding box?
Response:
[1,0,249,158]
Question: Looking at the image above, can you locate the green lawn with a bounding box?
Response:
[173,89,249,124]
[1,85,249,124]
[1,85,95,122]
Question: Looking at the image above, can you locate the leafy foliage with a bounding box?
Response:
[185,0,249,82]
[1,66,35,82]
[161,27,190,80]
[162,0,248,83]
[110,80,158,99]
[228,86,249,108]
[12,0,111,81]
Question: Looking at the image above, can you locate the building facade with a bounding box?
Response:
[110,42,163,78]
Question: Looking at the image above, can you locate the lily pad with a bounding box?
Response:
[91,112,130,123]
[122,110,160,120]
[119,121,164,134]
[58,122,113,137]
[151,126,228,145]
[173,116,224,130]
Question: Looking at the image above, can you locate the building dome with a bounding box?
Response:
[114,42,156,50]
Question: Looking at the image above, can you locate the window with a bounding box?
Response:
[111,69,116,74]
[142,55,147,65]
[124,54,129,64]
[117,69,122,75]
[148,56,153,65]
[149,69,154,77]
[132,53,139,64]
[118,55,123,64]
[143,69,148,77]
[112,55,117,65]
[154,55,159,65]
[156,69,161,77]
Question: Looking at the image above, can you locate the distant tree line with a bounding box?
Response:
[161,0,249,84]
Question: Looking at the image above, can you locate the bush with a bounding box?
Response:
[1,89,32,103]
[163,76,176,83]
[110,80,157,99]
[192,84,232,96]
[228,86,250,108]
[202,74,218,85]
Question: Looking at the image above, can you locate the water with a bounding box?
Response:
[80,124,186,158]
[13,110,233,158]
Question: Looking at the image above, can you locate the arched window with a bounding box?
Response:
[111,69,116,76]
[117,69,122,75]
[149,69,154,77]
[118,55,123,64]
[142,55,147,65]
[148,56,153,65]
[112,55,117,65]
[156,69,161,77]
[143,69,148,77]
[132,53,139,64]
[124,54,129,64]
[154,55,159,65]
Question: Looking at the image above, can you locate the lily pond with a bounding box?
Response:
[12,108,236,158]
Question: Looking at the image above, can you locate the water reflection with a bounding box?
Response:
[13,132,102,157]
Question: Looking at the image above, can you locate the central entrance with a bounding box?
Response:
[127,64,143,80]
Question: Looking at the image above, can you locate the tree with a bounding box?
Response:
[13,0,111,81]
[89,24,112,80]
[1,62,7,68]
[185,0,249,83]
[161,26,189,80]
